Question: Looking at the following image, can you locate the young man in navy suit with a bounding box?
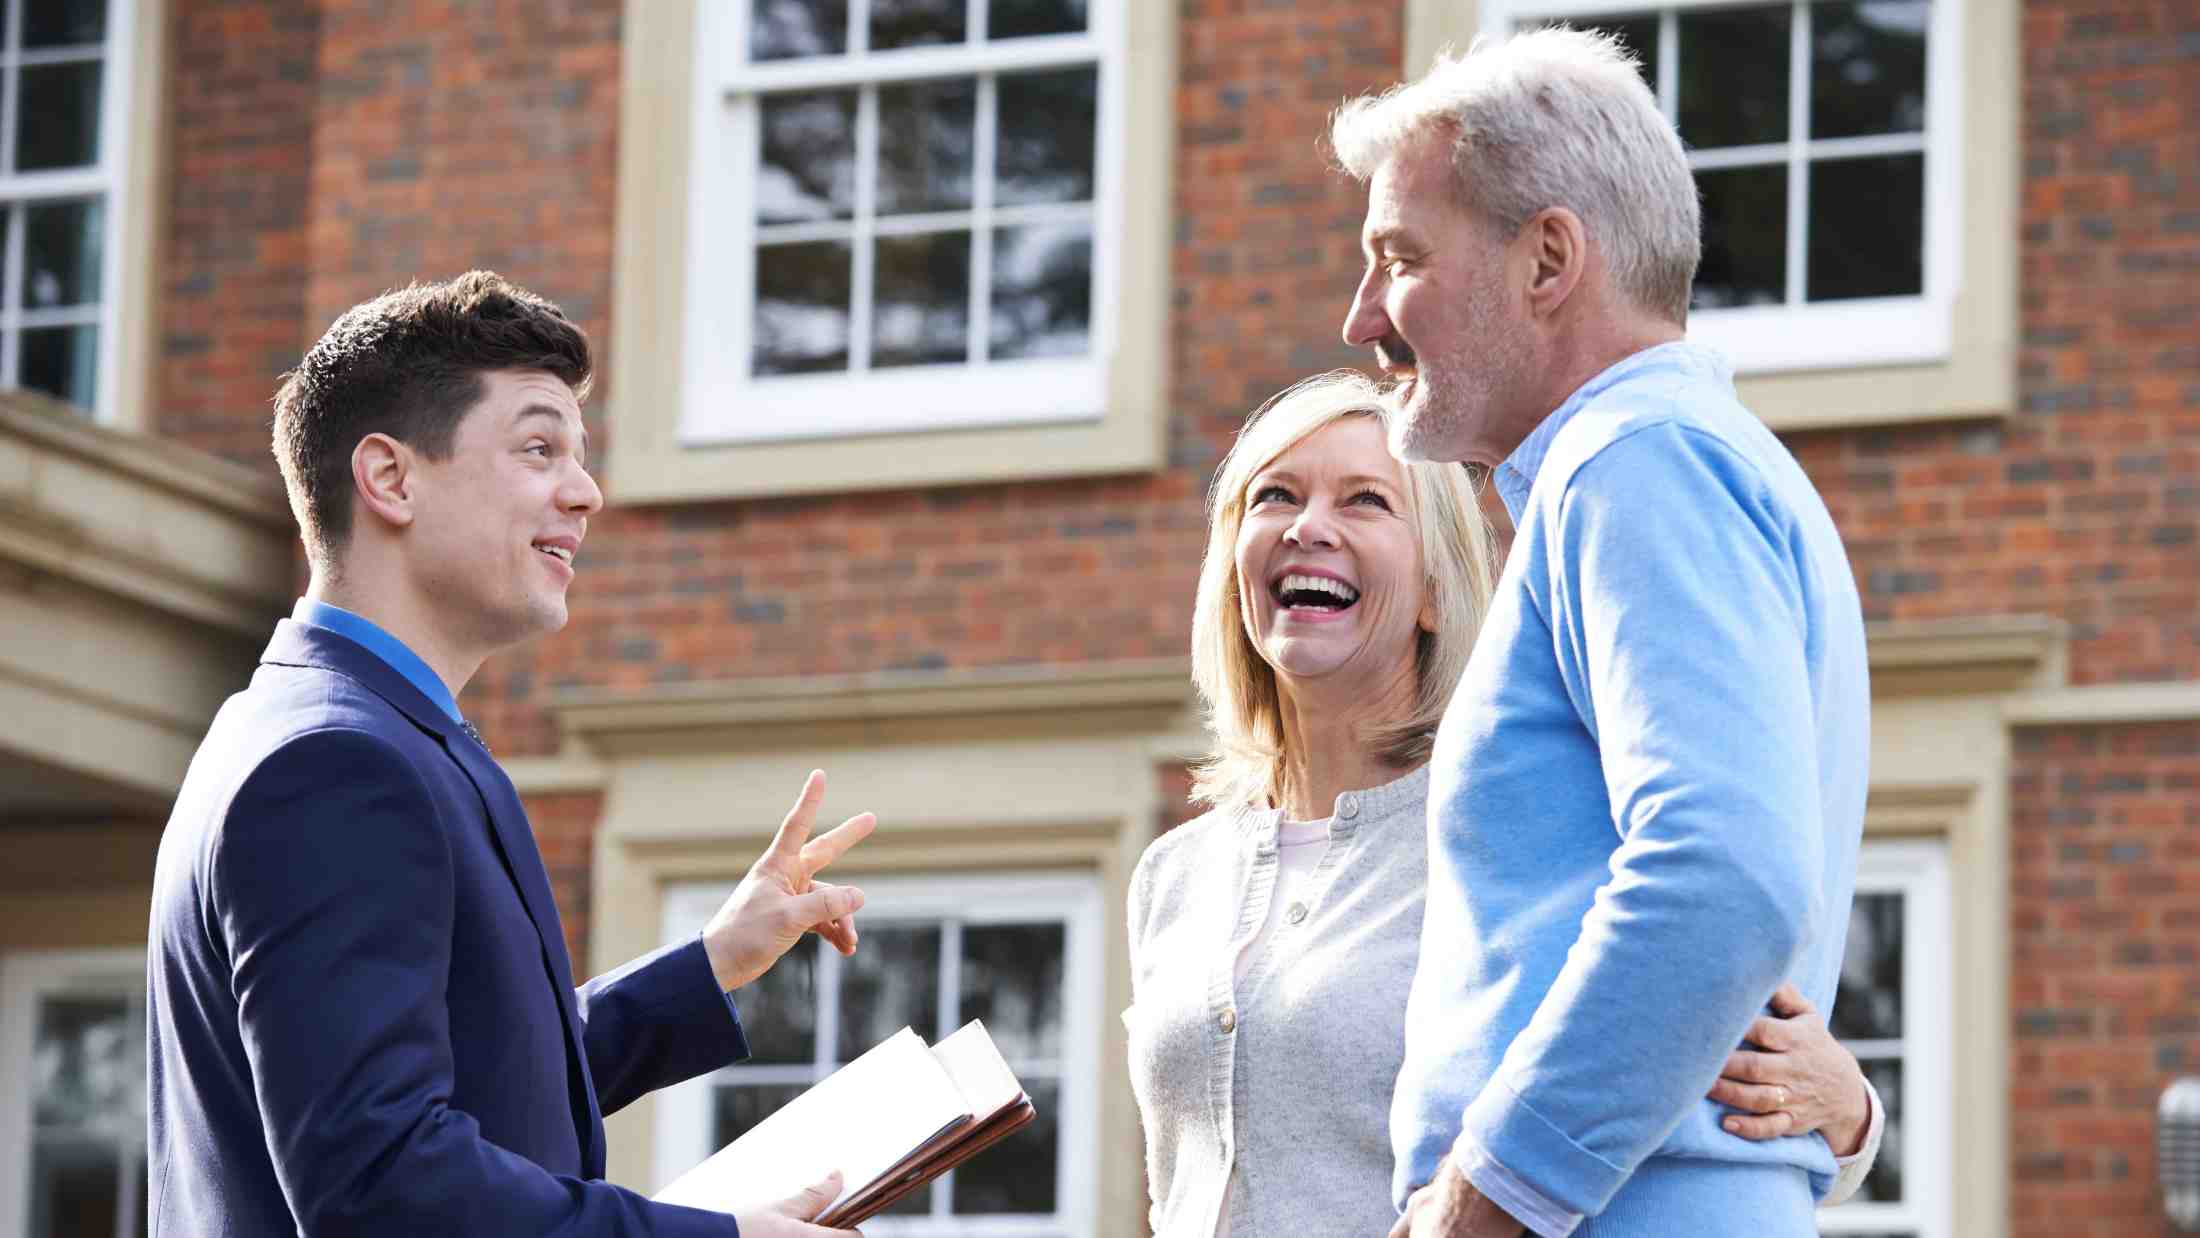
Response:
[148,272,870,1236]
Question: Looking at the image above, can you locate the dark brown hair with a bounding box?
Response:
[271,270,593,566]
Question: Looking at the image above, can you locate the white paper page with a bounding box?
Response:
[653,1027,971,1216]
[929,1020,1026,1120]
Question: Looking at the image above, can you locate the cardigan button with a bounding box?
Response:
[1338,794,1360,820]
[1286,901,1309,926]
[1218,1008,1237,1033]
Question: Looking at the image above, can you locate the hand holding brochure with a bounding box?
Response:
[653,1019,1036,1227]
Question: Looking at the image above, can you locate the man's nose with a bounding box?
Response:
[565,463,604,515]
[1342,271,1388,349]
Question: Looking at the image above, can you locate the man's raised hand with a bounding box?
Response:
[703,770,876,992]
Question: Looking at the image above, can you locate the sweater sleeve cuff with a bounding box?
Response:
[1456,1076,1615,1231]
[1454,1131,1584,1238]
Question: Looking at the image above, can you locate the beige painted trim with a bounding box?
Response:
[0,392,293,638]
[1864,615,2066,697]
[1401,0,2019,432]
[605,0,1174,501]
[108,0,169,434]
[0,887,154,952]
[2002,679,2200,726]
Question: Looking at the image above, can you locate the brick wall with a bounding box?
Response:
[2010,722,2200,1238]
[525,790,607,970]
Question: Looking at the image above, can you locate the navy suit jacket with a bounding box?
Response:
[148,620,749,1235]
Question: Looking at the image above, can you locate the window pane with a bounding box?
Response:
[22,325,99,410]
[1807,153,1923,301]
[1852,1058,1905,1203]
[872,0,964,52]
[33,995,134,1129]
[988,0,1086,40]
[990,223,1090,359]
[1677,4,1789,149]
[1831,890,1905,1040]
[18,61,105,171]
[877,78,976,216]
[995,67,1097,206]
[737,940,818,1065]
[959,923,1064,1061]
[24,0,107,47]
[835,923,940,1059]
[1692,165,1785,310]
[26,198,103,309]
[753,241,852,376]
[29,1135,120,1238]
[873,230,971,368]
[1812,1,1928,139]
[951,1078,1058,1213]
[758,90,857,224]
[751,0,847,60]
[710,1083,810,1147]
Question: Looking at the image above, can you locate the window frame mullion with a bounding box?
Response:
[1783,0,1810,307]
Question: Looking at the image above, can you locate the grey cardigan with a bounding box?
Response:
[1125,764,1880,1236]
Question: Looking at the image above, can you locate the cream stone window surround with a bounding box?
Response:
[0,946,147,1238]
[0,0,164,428]
[608,0,1174,501]
[1400,0,2018,432]
[556,659,1194,1236]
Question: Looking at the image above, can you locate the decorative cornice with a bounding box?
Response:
[0,391,293,638]
[2003,680,2200,726]
[551,657,1197,755]
[1865,616,2065,697]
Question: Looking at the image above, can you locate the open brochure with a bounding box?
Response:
[653,1019,1036,1227]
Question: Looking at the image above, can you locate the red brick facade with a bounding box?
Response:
[149,0,2197,1229]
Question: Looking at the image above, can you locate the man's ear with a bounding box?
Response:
[351,432,418,531]
[1521,206,1588,322]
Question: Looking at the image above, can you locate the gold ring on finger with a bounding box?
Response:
[1773,1086,1788,1108]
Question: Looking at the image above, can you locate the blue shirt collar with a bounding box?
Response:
[1492,341,1731,521]
[292,597,466,725]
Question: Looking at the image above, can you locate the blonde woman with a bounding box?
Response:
[1124,372,1882,1235]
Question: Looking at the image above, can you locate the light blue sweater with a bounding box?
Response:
[1391,343,1870,1235]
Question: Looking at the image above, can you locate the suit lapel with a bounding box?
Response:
[260,621,608,1174]
[441,733,609,1175]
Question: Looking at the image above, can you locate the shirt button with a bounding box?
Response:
[1218,1009,1237,1033]
[1338,794,1360,820]
[1286,902,1309,926]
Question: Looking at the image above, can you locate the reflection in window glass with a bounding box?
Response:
[20,981,146,1238]
[710,1082,810,1147]
[25,0,111,47]
[22,325,100,408]
[835,924,941,1058]
[734,943,817,1065]
[872,230,972,368]
[1851,1059,1905,1204]
[991,224,1092,360]
[26,199,104,309]
[1832,891,1907,1040]
[876,78,977,216]
[1692,165,1786,310]
[17,61,105,171]
[757,91,858,224]
[750,0,847,60]
[996,68,1098,207]
[988,0,1087,40]
[871,0,964,51]
[753,241,853,376]
[1677,4,1790,149]
[960,923,1066,1060]
[951,1078,1059,1214]
[1812,1,1928,139]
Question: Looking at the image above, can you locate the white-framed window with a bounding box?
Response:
[655,872,1104,1237]
[0,949,147,1238]
[1818,840,1951,1238]
[1490,0,1959,375]
[681,0,1122,444]
[0,0,137,420]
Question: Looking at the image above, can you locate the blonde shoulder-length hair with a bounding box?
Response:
[1189,370,1497,812]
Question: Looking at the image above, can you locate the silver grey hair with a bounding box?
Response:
[1330,27,1700,323]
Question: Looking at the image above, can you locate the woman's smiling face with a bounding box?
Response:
[1234,415,1434,690]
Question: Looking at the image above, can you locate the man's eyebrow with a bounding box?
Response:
[514,403,589,455]
[1362,225,1417,258]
